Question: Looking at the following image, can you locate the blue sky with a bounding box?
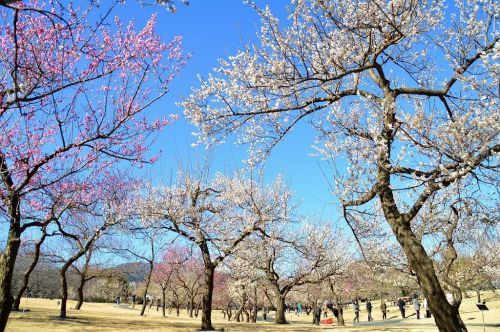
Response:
[115,1,340,221]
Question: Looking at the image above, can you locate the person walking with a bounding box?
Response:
[380,299,387,320]
[132,294,136,309]
[332,304,339,320]
[424,298,431,318]
[413,295,420,319]
[313,303,322,325]
[297,302,302,315]
[353,300,360,323]
[398,298,406,318]
[157,298,161,311]
[366,299,373,321]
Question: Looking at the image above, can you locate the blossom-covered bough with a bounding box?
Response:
[182,1,498,331]
[0,0,186,328]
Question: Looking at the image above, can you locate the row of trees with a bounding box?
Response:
[10,167,499,331]
[1,1,498,332]
[181,0,499,331]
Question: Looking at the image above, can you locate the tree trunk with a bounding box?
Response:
[13,231,47,311]
[476,289,481,303]
[274,294,287,324]
[243,309,249,322]
[59,251,86,318]
[59,267,69,318]
[189,297,194,318]
[383,208,467,331]
[74,274,86,310]
[0,185,22,330]
[200,264,215,330]
[251,287,257,323]
[140,261,153,316]
[335,298,345,326]
[0,220,21,331]
[376,93,467,332]
[195,302,200,317]
[162,287,166,317]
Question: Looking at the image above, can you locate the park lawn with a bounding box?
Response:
[6,292,500,332]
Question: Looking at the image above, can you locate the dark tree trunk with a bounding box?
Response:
[195,302,200,317]
[13,230,47,311]
[200,264,215,330]
[380,190,468,331]
[274,294,287,324]
[140,261,153,316]
[75,249,94,311]
[74,274,86,310]
[476,289,481,303]
[251,287,257,323]
[375,93,467,332]
[335,298,345,326]
[59,267,69,318]
[0,219,21,331]
[161,287,166,317]
[0,182,22,330]
[189,297,194,318]
[59,250,86,318]
[243,309,249,322]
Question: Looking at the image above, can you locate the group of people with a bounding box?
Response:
[397,295,431,319]
[284,302,303,315]
[351,294,431,324]
[312,300,343,325]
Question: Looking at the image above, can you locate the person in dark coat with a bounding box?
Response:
[366,299,373,321]
[398,298,406,318]
[313,304,322,325]
[353,300,360,323]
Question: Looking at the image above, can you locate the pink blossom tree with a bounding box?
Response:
[0,0,186,327]
[151,244,191,317]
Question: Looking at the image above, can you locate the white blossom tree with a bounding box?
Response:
[135,170,293,330]
[182,1,498,331]
[235,222,349,324]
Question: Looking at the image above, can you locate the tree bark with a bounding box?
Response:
[189,296,194,318]
[140,260,153,316]
[389,218,467,331]
[274,294,287,324]
[200,264,215,330]
[0,181,22,330]
[0,222,21,331]
[74,249,94,310]
[59,251,86,318]
[74,274,86,310]
[161,287,166,317]
[374,93,467,332]
[335,298,345,326]
[59,266,69,318]
[13,230,47,311]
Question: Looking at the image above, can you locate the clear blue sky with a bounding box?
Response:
[116,1,340,221]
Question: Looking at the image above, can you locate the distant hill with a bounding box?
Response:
[112,262,149,282]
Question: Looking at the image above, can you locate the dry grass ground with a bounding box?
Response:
[6,291,500,331]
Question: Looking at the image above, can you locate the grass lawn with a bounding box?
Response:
[6,292,500,331]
